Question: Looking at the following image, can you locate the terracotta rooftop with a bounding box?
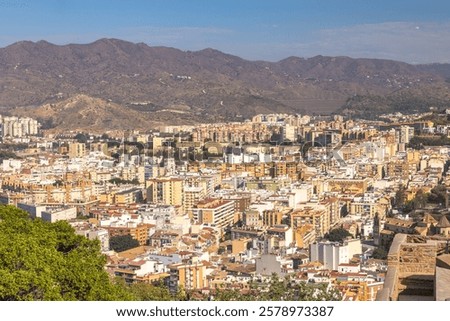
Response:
[117,246,152,259]
[422,213,438,224]
[385,217,415,227]
[129,260,146,266]
[437,215,450,228]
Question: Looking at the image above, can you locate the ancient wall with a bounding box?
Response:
[397,243,436,275]
[435,254,450,301]
[379,234,437,300]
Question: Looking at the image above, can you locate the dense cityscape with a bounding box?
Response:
[2,109,450,301]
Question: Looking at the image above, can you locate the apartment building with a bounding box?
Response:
[146,177,184,208]
[192,198,235,230]
[68,142,86,158]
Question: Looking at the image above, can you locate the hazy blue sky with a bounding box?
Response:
[1,0,450,63]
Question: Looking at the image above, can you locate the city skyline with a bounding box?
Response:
[2,0,450,307]
[1,0,450,63]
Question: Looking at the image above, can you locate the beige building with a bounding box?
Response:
[152,136,164,150]
[262,209,284,227]
[106,223,153,245]
[90,142,108,155]
[68,142,86,158]
[168,261,206,294]
[399,125,414,144]
[294,224,316,249]
[114,188,143,204]
[146,177,184,208]
[183,186,205,218]
[321,197,341,226]
[327,177,371,194]
[192,198,235,230]
[192,122,273,143]
[291,207,330,239]
[349,195,391,218]
[244,209,262,227]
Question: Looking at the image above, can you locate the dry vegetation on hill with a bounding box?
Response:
[1,38,450,130]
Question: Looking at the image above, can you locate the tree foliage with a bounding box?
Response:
[0,150,18,161]
[403,188,428,212]
[413,189,428,209]
[74,133,88,143]
[109,177,140,185]
[324,228,352,243]
[109,235,140,253]
[428,184,447,205]
[0,205,132,301]
[408,135,450,149]
[212,274,341,301]
[115,279,179,301]
[394,184,407,208]
[372,248,387,260]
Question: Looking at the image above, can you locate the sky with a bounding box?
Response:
[1,0,450,63]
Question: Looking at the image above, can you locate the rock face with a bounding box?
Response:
[1,39,450,130]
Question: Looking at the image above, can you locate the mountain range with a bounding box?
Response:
[1,38,450,131]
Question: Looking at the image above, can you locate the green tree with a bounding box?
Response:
[261,274,341,301]
[0,205,132,300]
[428,185,447,205]
[372,248,387,260]
[258,274,288,300]
[381,166,386,179]
[212,274,341,301]
[396,186,429,212]
[394,184,407,208]
[325,228,352,242]
[126,281,174,301]
[213,285,245,301]
[109,177,140,185]
[0,150,18,161]
[109,235,140,252]
[74,133,88,143]
[411,189,428,210]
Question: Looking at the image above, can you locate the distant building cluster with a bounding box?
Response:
[0,115,39,138]
[1,111,450,300]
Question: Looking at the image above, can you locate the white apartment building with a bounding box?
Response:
[309,239,362,271]
[192,198,235,230]
[1,116,39,138]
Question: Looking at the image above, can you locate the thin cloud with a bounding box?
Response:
[296,22,450,63]
[2,21,450,64]
[136,21,450,64]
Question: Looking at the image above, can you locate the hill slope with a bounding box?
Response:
[11,94,173,132]
[1,38,450,129]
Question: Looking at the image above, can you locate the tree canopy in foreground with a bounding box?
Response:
[0,205,132,300]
